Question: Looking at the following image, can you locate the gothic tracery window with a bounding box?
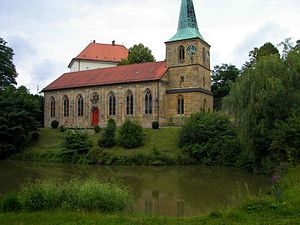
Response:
[50,97,55,117]
[63,95,69,117]
[177,95,184,115]
[109,92,116,116]
[126,90,134,115]
[77,94,84,117]
[144,89,153,115]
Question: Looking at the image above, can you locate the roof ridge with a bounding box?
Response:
[65,61,165,76]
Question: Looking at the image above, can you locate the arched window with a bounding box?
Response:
[50,97,55,117]
[144,89,153,115]
[109,92,116,116]
[179,45,185,61]
[77,94,84,117]
[177,95,184,115]
[126,90,134,115]
[63,95,69,117]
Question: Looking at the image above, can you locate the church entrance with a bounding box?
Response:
[92,107,99,126]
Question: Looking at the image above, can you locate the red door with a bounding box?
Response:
[92,108,99,126]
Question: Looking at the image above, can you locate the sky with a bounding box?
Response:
[0,0,300,94]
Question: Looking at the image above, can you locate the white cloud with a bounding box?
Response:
[1,0,300,92]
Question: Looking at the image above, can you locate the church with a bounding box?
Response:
[43,0,213,128]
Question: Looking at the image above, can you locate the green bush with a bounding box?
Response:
[63,129,92,153]
[98,121,117,148]
[269,116,300,165]
[0,192,22,212]
[152,121,159,129]
[59,125,66,132]
[119,119,144,148]
[107,119,117,132]
[51,120,59,129]
[63,178,131,212]
[10,177,132,212]
[180,112,241,167]
[20,178,63,211]
[93,125,101,134]
[31,131,40,141]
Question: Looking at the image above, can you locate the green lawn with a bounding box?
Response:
[13,127,183,164]
[1,164,300,224]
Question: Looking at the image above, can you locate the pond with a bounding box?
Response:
[0,160,271,217]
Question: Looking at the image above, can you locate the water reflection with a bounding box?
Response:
[0,161,270,217]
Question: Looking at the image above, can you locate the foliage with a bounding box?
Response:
[278,37,294,59]
[0,86,42,159]
[223,41,300,173]
[269,116,300,165]
[13,177,131,212]
[59,125,66,132]
[0,37,17,89]
[20,178,64,211]
[179,112,241,166]
[242,42,280,72]
[152,121,159,129]
[98,121,116,148]
[211,64,240,110]
[107,119,117,131]
[118,43,155,65]
[119,119,144,148]
[63,129,92,153]
[31,132,40,141]
[93,125,101,134]
[51,120,59,129]
[0,192,21,212]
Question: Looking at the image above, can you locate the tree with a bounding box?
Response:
[242,42,280,72]
[278,38,294,59]
[211,64,240,110]
[223,42,300,172]
[0,86,42,158]
[119,119,144,148]
[0,37,17,88]
[179,112,241,166]
[118,43,155,65]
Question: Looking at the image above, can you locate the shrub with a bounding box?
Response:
[63,177,131,212]
[152,121,159,129]
[31,131,40,141]
[63,129,92,153]
[98,121,116,148]
[59,125,66,132]
[94,125,101,134]
[269,116,300,165]
[51,120,59,129]
[20,178,63,211]
[0,192,22,212]
[14,177,132,212]
[119,119,144,148]
[180,112,241,167]
[107,119,117,132]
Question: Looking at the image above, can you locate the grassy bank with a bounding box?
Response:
[1,166,300,224]
[11,127,184,165]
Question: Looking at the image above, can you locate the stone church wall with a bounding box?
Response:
[44,81,169,128]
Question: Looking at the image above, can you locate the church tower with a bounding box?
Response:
[164,0,213,120]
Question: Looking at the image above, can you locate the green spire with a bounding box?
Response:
[168,0,204,42]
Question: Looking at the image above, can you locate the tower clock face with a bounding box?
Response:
[187,45,197,55]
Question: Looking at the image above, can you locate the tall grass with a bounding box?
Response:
[1,177,132,212]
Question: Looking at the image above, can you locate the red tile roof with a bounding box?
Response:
[68,42,128,67]
[43,61,167,91]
